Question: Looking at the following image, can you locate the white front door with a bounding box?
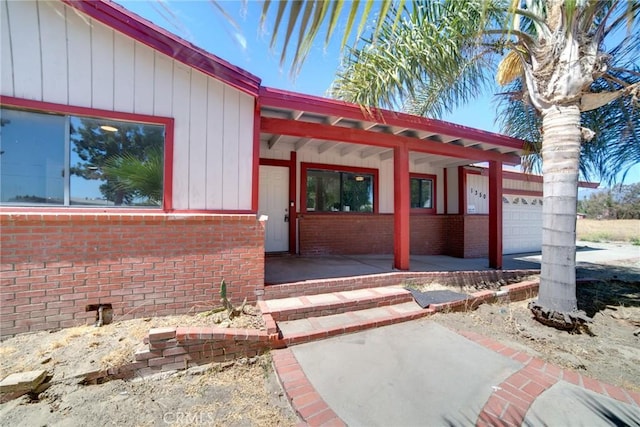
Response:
[259,165,290,252]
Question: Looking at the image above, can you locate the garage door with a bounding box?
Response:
[503,195,543,254]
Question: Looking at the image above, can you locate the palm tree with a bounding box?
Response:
[260,0,640,329]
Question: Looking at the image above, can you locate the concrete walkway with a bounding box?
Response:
[268,241,640,426]
[272,320,640,426]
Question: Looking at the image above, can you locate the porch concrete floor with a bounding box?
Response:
[265,252,540,285]
[264,241,637,285]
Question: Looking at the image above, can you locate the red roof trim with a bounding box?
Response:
[261,117,521,164]
[504,189,543,197]
[62,0,261,97]
[503,170,599,188]
[260,87,526,151]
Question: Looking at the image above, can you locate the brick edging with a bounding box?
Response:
[272,348,346,427]
[264,269,540,299]
[428,279,540,313]
[259,288,413,322]
[457,330,640,426]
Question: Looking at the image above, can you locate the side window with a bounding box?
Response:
[410,175,436,212]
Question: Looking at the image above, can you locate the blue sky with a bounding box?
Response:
[118,0,639,189]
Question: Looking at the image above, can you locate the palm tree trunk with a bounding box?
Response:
[534,104,581,322]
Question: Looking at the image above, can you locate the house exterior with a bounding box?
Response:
[1,0,579,337]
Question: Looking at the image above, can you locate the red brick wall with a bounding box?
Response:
[298,213,488,258]
[298,214,394,255]
[0,213,264,337]
[444,215,465,258]
[410,215,447,255]
[464,215,489,258]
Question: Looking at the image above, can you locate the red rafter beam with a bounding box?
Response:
[260,87,526,152]
[261,117,521,165]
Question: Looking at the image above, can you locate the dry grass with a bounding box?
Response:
[183,358,294,427]
[576,219,640,244]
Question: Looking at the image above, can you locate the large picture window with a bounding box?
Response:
[303,164,377,213]
[1,107,165,207]
[410,174,436,213]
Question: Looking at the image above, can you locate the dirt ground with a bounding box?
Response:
[1,249,638,426]
[0,307,298,427]
[431,258,640,393]
[0,355,297,426]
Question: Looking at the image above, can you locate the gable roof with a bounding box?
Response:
[62,0,261,96]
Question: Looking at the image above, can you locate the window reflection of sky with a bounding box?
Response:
[0,109,65,203]
[69,116,108,202]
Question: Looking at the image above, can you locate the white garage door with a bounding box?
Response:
[503,195,543,255]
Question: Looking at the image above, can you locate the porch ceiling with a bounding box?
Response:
[259,87,525,168]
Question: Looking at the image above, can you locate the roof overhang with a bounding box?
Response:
[467,166,600,188]
[260,87,524,167]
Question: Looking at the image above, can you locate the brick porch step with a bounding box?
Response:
[276,301,428,346]
[261,280,541,347]
[257,286,414,322]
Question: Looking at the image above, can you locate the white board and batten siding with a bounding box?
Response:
[1,0,255,211]
[466,173,490,214]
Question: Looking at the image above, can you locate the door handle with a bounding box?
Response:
[284,214,289,222]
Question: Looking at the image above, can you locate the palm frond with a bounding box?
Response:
[102,148,164,204]
[260,0,398,75]
[330,0,503,116]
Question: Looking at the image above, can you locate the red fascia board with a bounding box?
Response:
[261,117,520,165]
[502,170,599,188]
[63,0,261,97]
[260,87,526,151]
[578,181,599,189]
[504,189,543,197]
[503,170,541,182]
[260,158,291,167]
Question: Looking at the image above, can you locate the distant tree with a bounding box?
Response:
[615,183,640,219]
[579,190,615,219]
[579,184,640,219]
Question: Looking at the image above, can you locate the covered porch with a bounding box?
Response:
[258,87,526,270]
